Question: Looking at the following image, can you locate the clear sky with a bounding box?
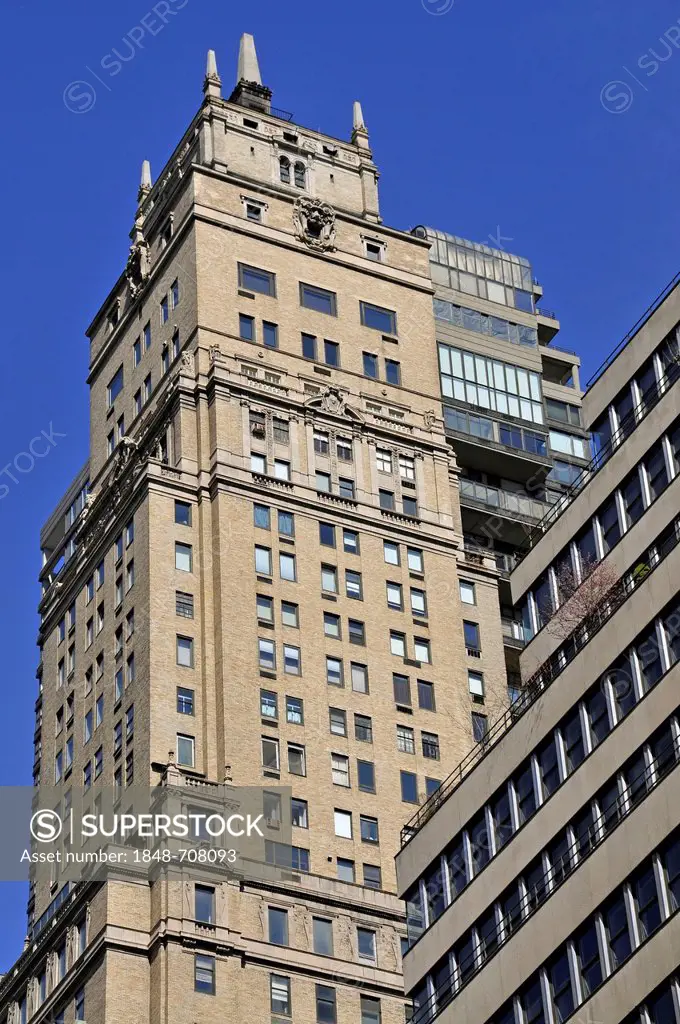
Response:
[1,0,679,970]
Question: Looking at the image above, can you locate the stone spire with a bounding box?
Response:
[237,33,262,84]
[228,33,271,113]
[137,160,152,203]
[204,49,222,99]
[351,100,370,150]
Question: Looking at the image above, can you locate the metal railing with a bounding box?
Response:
[408,733,679,1024]
[401,514,678,846]
[536,306,557,320]
[517,361,680,560]
[459,479,550,522]
[587,270,680,388]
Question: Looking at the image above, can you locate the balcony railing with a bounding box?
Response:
[444,406,549,460]
[400,514,679,846]
[501,617,528,646]
[408,733,679,1024]
[459,479,551,522]
[587,269,680,387]
[519,359,680,559]
[536,306,557,320]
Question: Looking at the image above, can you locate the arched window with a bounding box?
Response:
[294,162,306,188]
[279,157,291,184]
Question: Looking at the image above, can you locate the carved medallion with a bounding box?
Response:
[292,196,336,252]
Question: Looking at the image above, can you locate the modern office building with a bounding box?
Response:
[395,275,680,1024]
[0,34,517,1024]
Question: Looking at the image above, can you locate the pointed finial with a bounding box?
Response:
[237,33,262,85]
[353,101,366,131]
[204,49,222,98]
[138,160,152,202]
[351,101,370,150]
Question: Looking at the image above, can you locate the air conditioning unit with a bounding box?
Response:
[265,818,281,830]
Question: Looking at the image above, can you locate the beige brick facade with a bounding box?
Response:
[0,38,515,1024]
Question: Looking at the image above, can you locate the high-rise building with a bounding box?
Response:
[414,226,587,695]
[1,35,513,1024]
[395,275,680,1024]
[0,33,599,1024]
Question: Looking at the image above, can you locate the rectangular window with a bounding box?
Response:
[364,864,381,889]
[385,359,401,386]
[176,734,195,767]
[255,546,272,575]
[348,619,365,645]
[177,687,194,715]
[326,656,343,686]
[254,503,270,529]
[400,770,418,803]
[363,352,379,378]
[194,954,215,994]
[331,753,350,787]
[464,621,481,652]
[160,296,169,323]
[355,714,373,742]
[379,489,395,511]
[397,725,415,753]
[361,301,397,335]
[390,632,406,657]
[460,580,476,605]
[302,333,317,359]
[239,263,276,296]
[393,673,411,706]
[315,468,331,493]
[439,343,544,425]
[330,708,347,736]
[387,582,403,609]
[268,907,289,945]
[313,918,333,956]
[338,478,355,500]
[280,553,296,580]
[357,928,376,960]
[417,679,436,710]
[291,798,308,828]
[239,313,255,341]
[384,541,400,565]
[262,736,280,771]
[319,522,336,547]
[324,613,341,639]
[321,565,338,593]
[288,743,306,776]
[260,690,278,720]
[263,321,278,348]
[175,543,192,572]
[107,366,124,406]
[472,712,488,742]
[343,529,359,553]
[176,591,194,618]
[75,990,85,1022]
[258,638,276,671]
[422,732,440,760]
[360,815,379,843]
[257,594,274,623]
[176,635,194,668]
[334,809,352,838]
[407,548,424,572]
[316,984,337,1024]
[300,283,336,316]
[410,588,427,617]
[351,662,369,693]
[283,646,301,675]
[358,760,376,793]
[324,340,340,366]
[468,670,484,698]
[346,570,363,600]
[278,510,294,537]
[270,974,291,1016]
[361,998,381,1024]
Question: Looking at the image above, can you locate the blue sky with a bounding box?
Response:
[1,0,679,969]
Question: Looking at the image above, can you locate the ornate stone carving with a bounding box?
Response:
[125,236,151,298]
[180,350,195,374]
[292,906,311,949]
[292,196,336,252]
[303,386,363,422]
[423,409,437,431]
